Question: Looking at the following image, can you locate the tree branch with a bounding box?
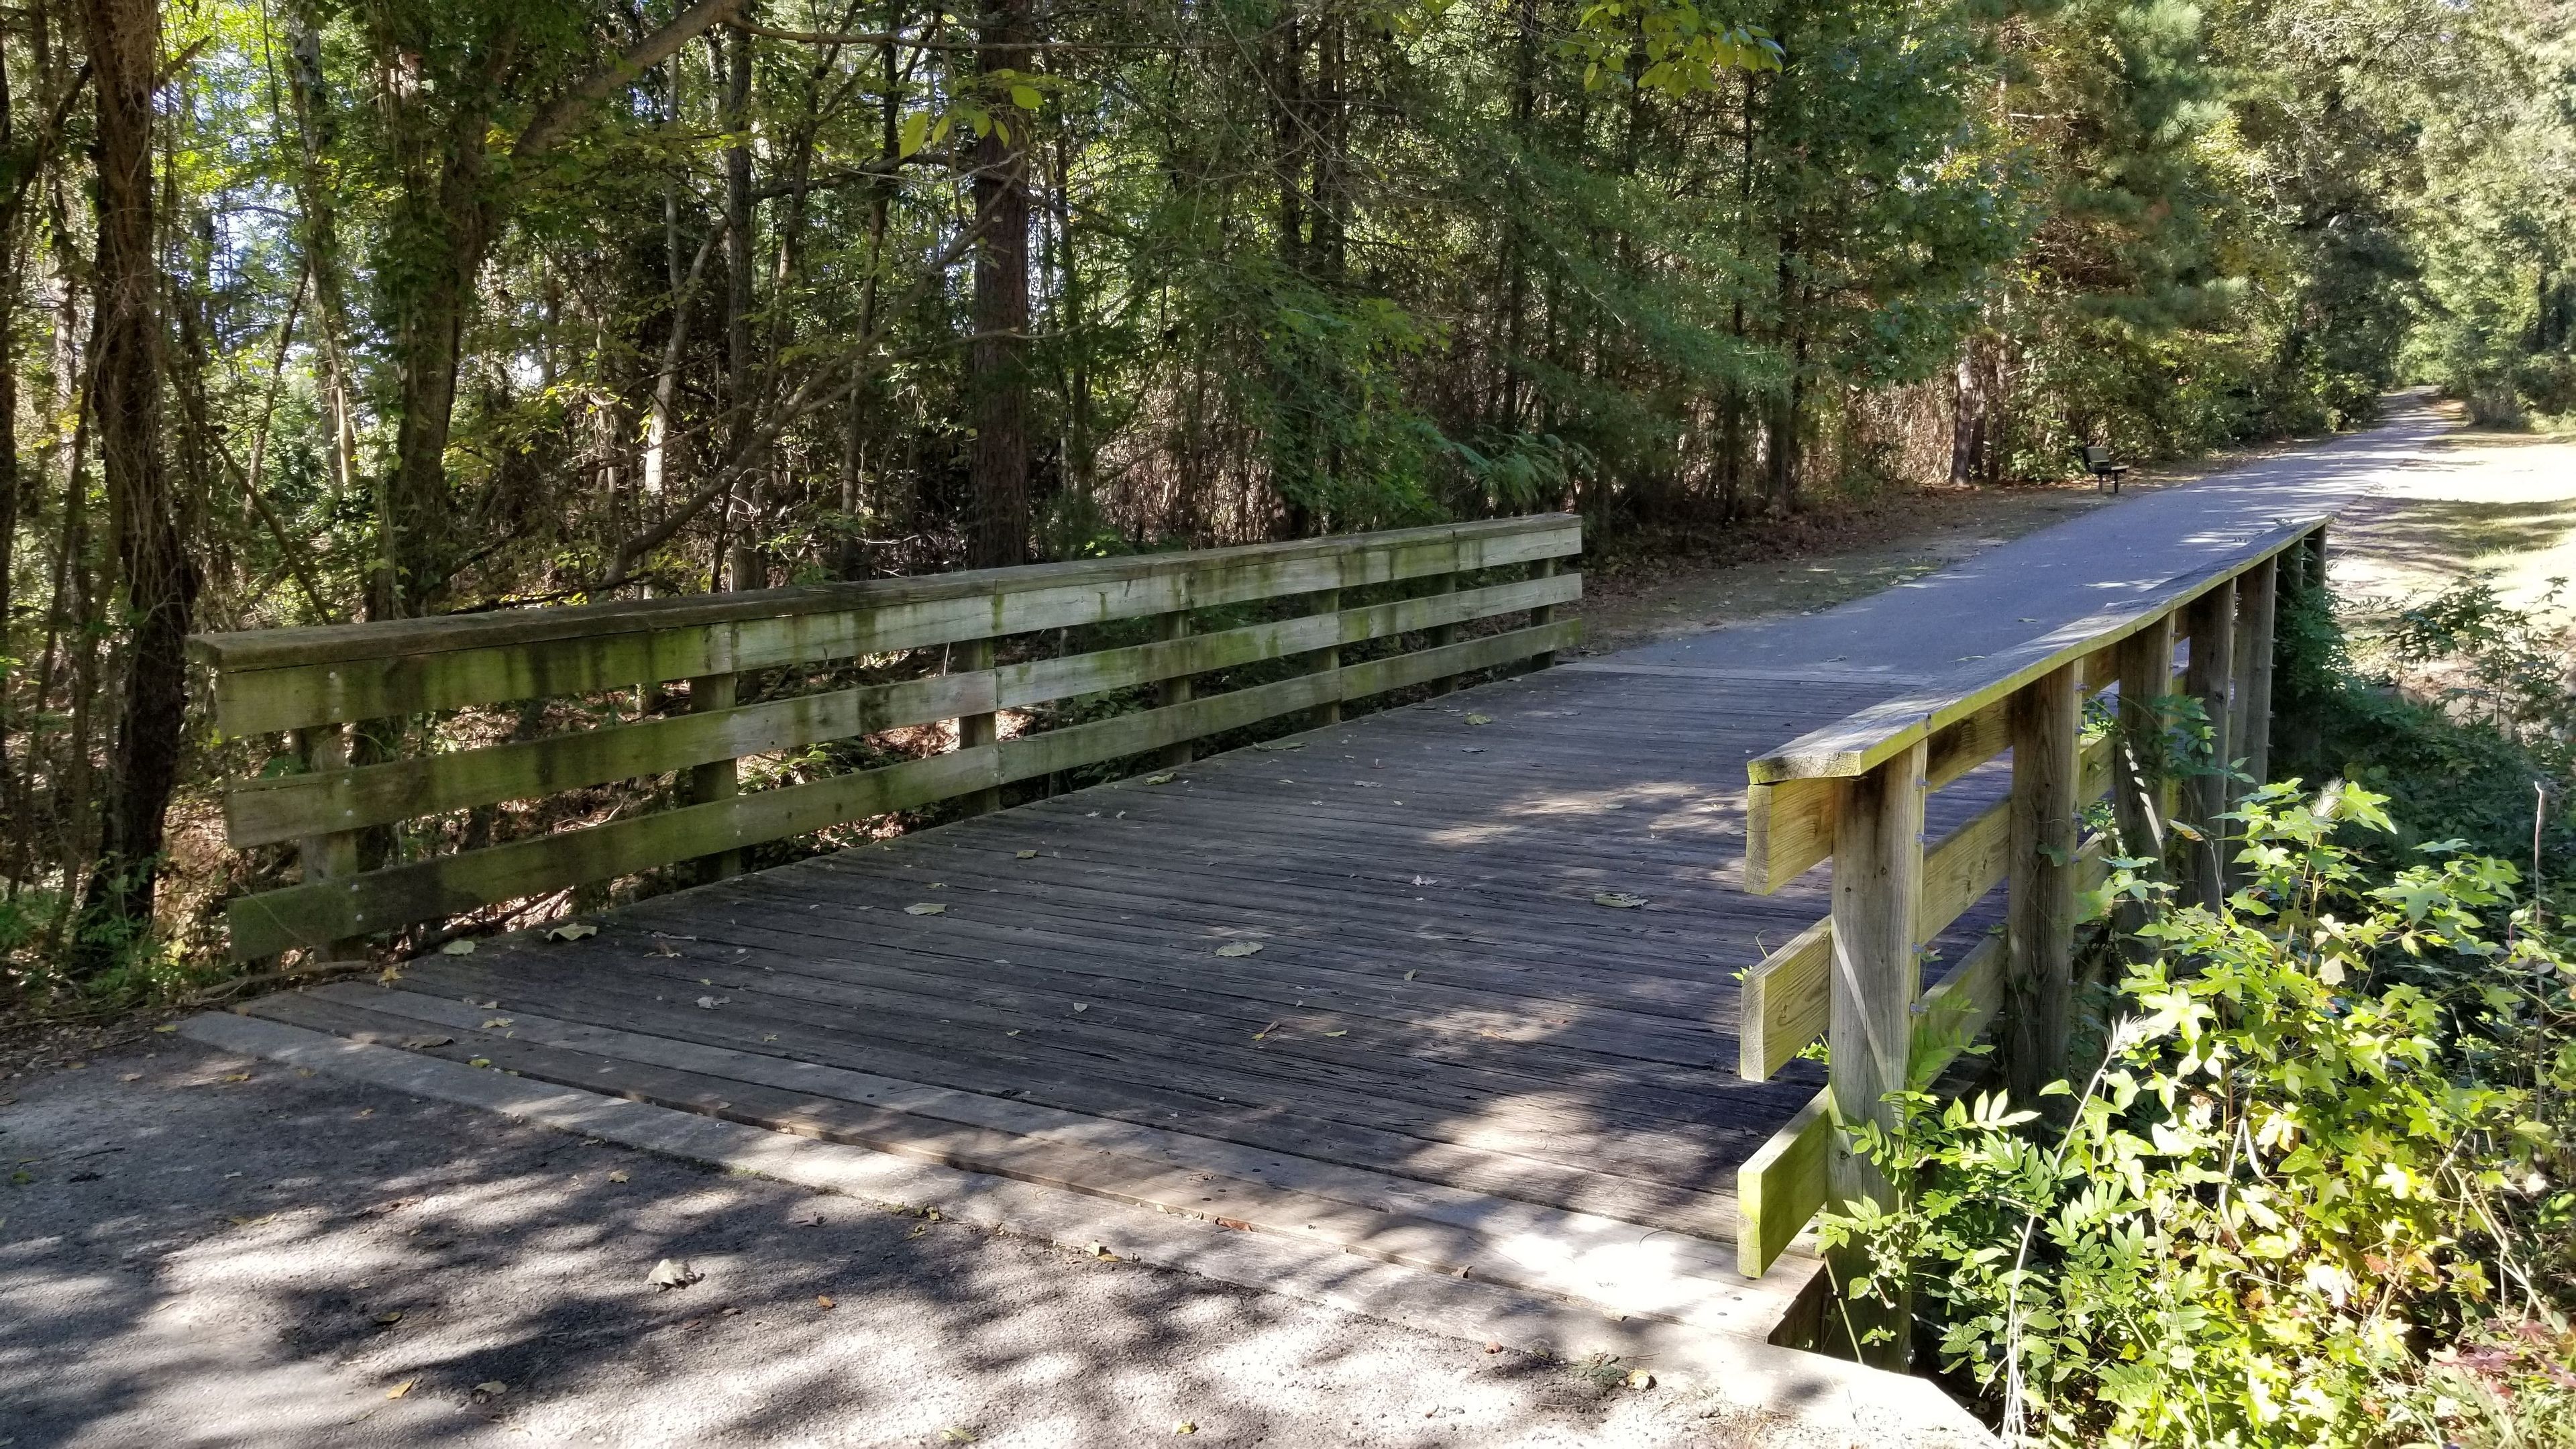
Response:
[515,0,750,164]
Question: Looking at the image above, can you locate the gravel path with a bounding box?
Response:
[1,1035,1795,1448]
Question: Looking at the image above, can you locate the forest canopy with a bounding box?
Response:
[1,0,2570,975]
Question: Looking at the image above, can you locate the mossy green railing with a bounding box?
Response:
[195,517,1581,962]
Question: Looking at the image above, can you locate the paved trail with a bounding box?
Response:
[0,399,2478,1449]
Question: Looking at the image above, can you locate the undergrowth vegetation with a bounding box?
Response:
[1821,582,2576,1446]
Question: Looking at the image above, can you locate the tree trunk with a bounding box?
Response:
[719,23,761,590]
[968,0,1032,568]
[73,0,201,971]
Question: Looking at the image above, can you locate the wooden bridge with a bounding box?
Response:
[189,511,2326,1354]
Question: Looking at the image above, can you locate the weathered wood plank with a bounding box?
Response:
[206,521,1582,735]
[194,515,1580,670]
[1742,777,1837,894]
[1827,742,1924,1364]
[224,673,994,847]
[1737,918,1830,1081]
[1925,700,2008,790]
[225,619,1577,958]
[992,574,1576,709]
[2002,664,2079,1103]
[1735,1088,1830,1279]
[227,745,1002,959]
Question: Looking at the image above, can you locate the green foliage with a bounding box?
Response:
[2272,579,2573,906]
[1821,784,2576,1446]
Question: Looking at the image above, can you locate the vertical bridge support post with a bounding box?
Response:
[685,670,742,881]
[292,723,365,961]
[2181,580,2237,908]
[1157,609,1194,768]
[1308,586,1343,729]
[2113,610,2176,955]
[2004,664,2079,1105]
[1825,739,1926,1369]
[958,637,1003,813]
[2229,557,2279,885]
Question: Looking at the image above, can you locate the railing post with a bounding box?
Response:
[2004,665,2078,1105]
[2229,557,2279,889]
[1309,586,1343,728]
[957,638,1002,812]
[2113,610,2176,957]
[1826,739,1925,1369]
[1157,610,1193,767]
[1529,557,1560,669]
[2181,580,2236,908]
[292,723,365,962]
[684,671,742,881]
[1427,571,1460,694]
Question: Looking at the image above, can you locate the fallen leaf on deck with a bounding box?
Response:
[119,1072,143,1083]
[152,1024,178,1034]
[385,1379,416,1399]
[1253,740,1304,751]
[480,1018,511,1029]
[220,1072,252,1083]
[1593,892,1649,909]
[439,939,476,956]
[1324,1030,1347,1037]
[1466,714,1493,725]
[694,996,731,1010]
[1627,1370,1656,1390]
[547,922,598,942]
[1403,969,1418,981]
[816,1295,836,1309]
[472,1381,507,1400]
[607,1171,629,1183]
[941,1430,979,1445]
[1214,941,1263,958]
[401,1036,452,1050]
[905,902,947,916]
[467,1057,492,1068]
[1143,772,1175,785]
[1015,850,1037,859]
[377,966,405,984]
[1071,1003,1089,1013]
[374,1311,403,1326]
[1176,1424,1197,1435]
[647,1258,702,1290]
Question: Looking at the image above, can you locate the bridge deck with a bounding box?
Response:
[241,657,2008,1340]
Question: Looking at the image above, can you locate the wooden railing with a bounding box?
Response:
[195,517,1582,963]
[1730,516,2330,1287]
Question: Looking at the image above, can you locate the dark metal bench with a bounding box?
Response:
[2079,445,2129,492]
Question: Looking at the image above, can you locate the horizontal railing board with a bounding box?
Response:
[221,577,1580,849]
[191,515,1580,670]
[223,673,994,849]
[224,618,1578,959]
[205,521,1582,736]
[1746,515,2328,784]
[994,572,1578,710]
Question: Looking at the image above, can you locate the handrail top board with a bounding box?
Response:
[191,515,1581,673]
[1746,513,2328,785]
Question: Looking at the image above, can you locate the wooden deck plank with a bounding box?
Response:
[246,984,1815,1334]
[391,948,1772,1191]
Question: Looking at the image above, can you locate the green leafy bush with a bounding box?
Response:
[1821,783,2576,1446]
